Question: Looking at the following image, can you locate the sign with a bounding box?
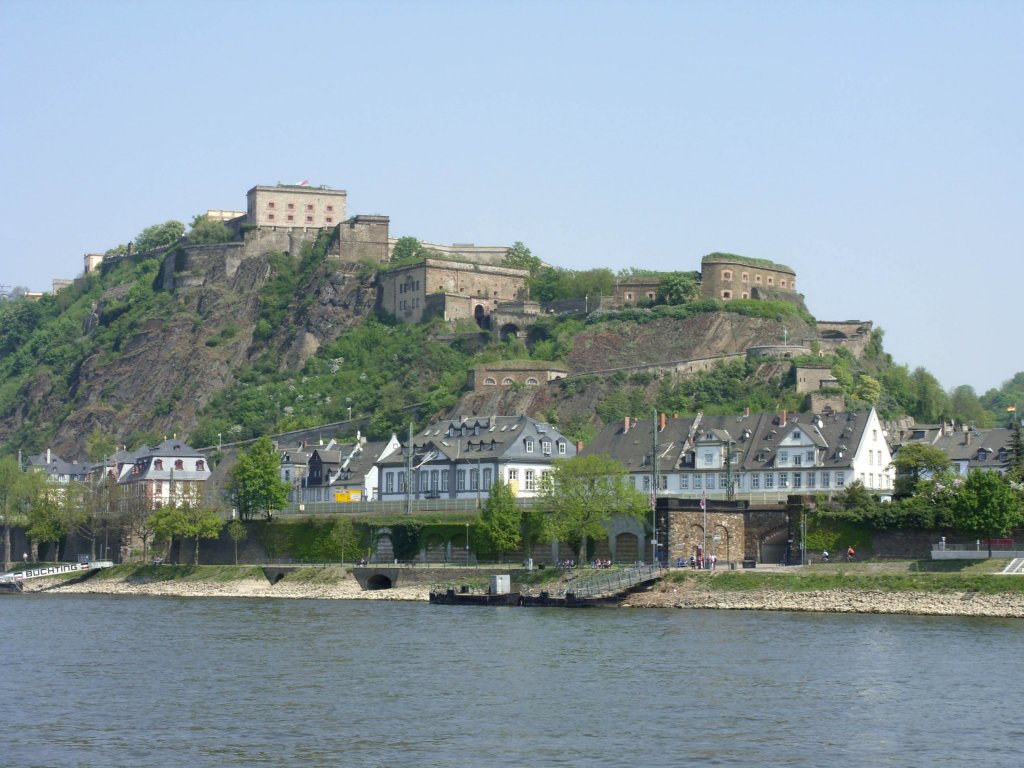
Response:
[334,489,362,503]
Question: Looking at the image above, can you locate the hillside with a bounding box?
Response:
[3,225,1016,461]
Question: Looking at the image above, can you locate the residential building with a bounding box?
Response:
[25,450,91,484]
[116,438,211,511]
[583,408,894,502]
[301,434,401,503]
[376,416,575,502]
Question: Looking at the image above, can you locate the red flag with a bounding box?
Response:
[298,179,309,187]
[699,490,706,511]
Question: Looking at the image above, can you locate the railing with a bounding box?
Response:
[278,498,537,516]
[933,541,1017,552]
[555,564,664,599]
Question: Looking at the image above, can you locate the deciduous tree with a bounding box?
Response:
[227,437,290,520]
[479,479,521,563]
[950,469,1024,556]
[538,454,649,563]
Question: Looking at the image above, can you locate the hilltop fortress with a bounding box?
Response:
[84,182,871,372]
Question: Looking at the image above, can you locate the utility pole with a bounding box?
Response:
[725,440,735,501]
[651,409,658,566]
[405,421,413,516]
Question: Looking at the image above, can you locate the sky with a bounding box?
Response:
[1,0,1021,394]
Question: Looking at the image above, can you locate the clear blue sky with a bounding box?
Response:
[2,0,1021,395]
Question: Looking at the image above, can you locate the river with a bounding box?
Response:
[2,596,1022,767]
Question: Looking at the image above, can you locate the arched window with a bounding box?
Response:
[196,460,205,471]
[525,377,539,385]
[767,277,774,286]
[174,459,184,471]
[780,279,787,288]
[154,459,163,470]
[502,377,514,385]
[483,377,497,385]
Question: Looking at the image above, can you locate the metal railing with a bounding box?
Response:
[555,564,664,599]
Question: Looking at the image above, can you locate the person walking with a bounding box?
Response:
[846,545,855,562]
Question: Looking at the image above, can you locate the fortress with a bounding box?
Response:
[82,183,865,362]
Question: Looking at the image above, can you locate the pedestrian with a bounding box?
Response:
[22,552,28,563]
[822,550,830,563]
[846,545,855,562]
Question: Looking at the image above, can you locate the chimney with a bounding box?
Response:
[575,440,584,453]
[780,409,787,425]
[965,431,971,446]
[744,407,750,418]
[659,413,667,432]
[46,448,51,464]
[623,417,630,434]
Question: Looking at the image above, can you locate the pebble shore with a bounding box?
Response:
[620,581,1024,617]
[24,571,1024,617]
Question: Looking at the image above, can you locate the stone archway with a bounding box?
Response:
[614,532,639,564]
[499,323,519,341]
[474,304,490,329]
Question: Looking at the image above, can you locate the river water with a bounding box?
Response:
[2,596,1022,767]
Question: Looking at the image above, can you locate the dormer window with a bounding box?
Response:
[174,459,184,470]
[542,441,551,455]
[525,439,534,453]
[196,460,205,471]
[154,459,163,470]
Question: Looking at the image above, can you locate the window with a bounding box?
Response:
[794,454,802,466]
[706,474,716,490]
[502,378,514,385]
[508,468,518,482]
[659,475,668,490]
[326,205,334,212]
[174,459,184,471]
[524,470,536,491]
[558,442,566,455]
[306,216,313,223]
[779,473,789,488]
[703,452,714,466]
[483,377,496,385]
[398,473,407,492]
[807,473,816,489]
[821,471,830,488]
[287,203,294,210]
[196,460,205,471]
[741,272,749,283]
[794,473,802,489]
[680,475,689,489]
[267,202,275,209]
[693,475,702,489]
[780,279,787,288]
[325,217,333,224]
[306,204,314,211]
[154,460,163,470]
[780,451,789,464]
[755,275,762,283]
[470,469,479,490]
[868,473,874,488]
[751,473,760,489]
[765,473,775,489]
[483,468,492,488]
[287,215,294,222]
[806,450,815,464]
[268,213,275,221]
[722,291,731,300]
[525,439,534,453]
[457,470,466,491]
[836,473,845,488]
[643,475,651,491]
[767,277,774,286]
[542,441,551,455]
[723,270,732,280]
[441,470,449,492]
[430,470,439,490]
[526,378,539,386]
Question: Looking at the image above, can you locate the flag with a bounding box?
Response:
[297,179,309,187]
[1008,405,1017,412]
[699,490,706,511]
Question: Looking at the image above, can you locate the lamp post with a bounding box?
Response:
[465,523,470,566]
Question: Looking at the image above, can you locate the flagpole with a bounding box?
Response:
[701,490,707,567]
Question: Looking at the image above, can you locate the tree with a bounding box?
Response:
[390,236,429,266]
[890,443,953,497]
[479,480,521,563]
[227,437,290,520]
[151,502,224,564]
[854,375,882,406]
[538,454,649,563]
[1007,420,1024,482]
[0,456,30,568]
[84,428,117,462]
[502,242,542,275]
[188,214,233,245]
[328,517,362,563]
[656,272,700,305]
[226,518,247,565]
[950,469,1024,556]
[134,220,185,252]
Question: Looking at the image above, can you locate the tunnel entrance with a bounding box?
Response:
[366,573,394,590]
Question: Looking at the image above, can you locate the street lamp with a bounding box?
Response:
[465,523,470,566]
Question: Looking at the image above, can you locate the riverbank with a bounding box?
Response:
[620,580,1024,617]
[22,564,1024,617]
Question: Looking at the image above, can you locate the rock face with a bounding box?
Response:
[4,240,377,457]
